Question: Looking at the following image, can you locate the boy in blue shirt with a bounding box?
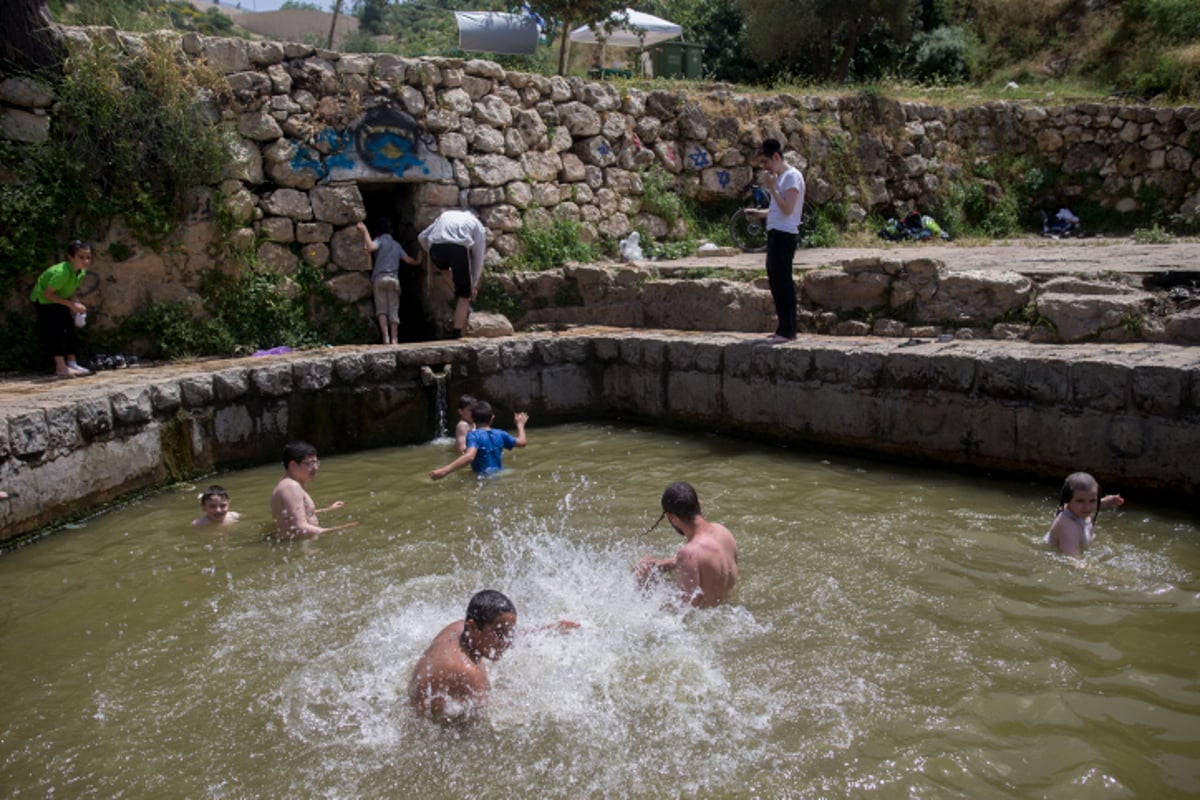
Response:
[430,402,528,480]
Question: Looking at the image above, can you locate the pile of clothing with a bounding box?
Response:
[1041,208,1081,238]
[878,212,949,242]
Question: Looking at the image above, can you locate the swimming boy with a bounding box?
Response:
[455,394,479,454]
[270,441,357,538]
[636,482,739,608]
[408,589,577,724]
[193,485,240,526]
[429,402,527,480]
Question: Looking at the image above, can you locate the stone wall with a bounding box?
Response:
[2,333,1196,544]
[2,27,1199,335]
[502,256,1200,344]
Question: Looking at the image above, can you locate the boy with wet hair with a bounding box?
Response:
[429,402,528,479]
[637,481,739,608]
[193,485,240,526]
[270,441,356,538]
[455,394,479,454]
[408,589,577,724]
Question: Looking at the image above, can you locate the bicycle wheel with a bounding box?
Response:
[729,209,768,253]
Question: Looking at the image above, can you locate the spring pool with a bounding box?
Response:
[1,423,1197,797]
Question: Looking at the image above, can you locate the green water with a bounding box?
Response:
[0,423,1197,798]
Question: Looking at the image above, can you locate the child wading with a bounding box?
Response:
[1045,472,1124,557]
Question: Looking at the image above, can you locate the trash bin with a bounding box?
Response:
[648,41,703,79]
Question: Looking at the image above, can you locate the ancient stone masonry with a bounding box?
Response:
[1,334,1197,543]
[2,28,1199,334]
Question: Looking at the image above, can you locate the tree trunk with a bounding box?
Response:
[833,17,860,83]
[557,21,573,75]
[326,0,343,50]
[0,0,64,76]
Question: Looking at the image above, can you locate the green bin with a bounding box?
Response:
[648,41,703,79]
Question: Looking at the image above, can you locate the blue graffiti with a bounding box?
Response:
[362,130,427,174]
[597,139,611,157]
[687,145,710,169]
[286,103,432,181]
[717,170,731,188]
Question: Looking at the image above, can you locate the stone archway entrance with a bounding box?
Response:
[360,183,429,342]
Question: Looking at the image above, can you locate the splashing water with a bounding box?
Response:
[0,423,1197,798]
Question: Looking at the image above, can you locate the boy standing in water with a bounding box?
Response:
[1045,471,1124,557]
[454,394,479,454]
[430,402,527,479]
[636,482,739,608]
[408,589,577,724]
[193,485,240,526]
[270,441,357,538]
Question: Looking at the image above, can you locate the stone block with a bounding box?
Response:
[1071,361,1131,413]
[363,352,397,382]
[883,351,929,389]
[293,360,334,392]
[76,398,113,441]
[845,350,884,389]
[111,387,153,425]
[180,376,215,408]
[1131,365,1183,416]
[977,354,1023,399]
[929,352,977,393]
[45,405,80,453]
[252,364,293,397]
[501,339,537,369]
[334,354,366,385]
[152,383,182,413]
[213,369,250,402]
[668,370,724,419]
[812,348,847,383]
[803,269,889,312]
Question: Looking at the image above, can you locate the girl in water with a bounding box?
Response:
[1045,472,1124,557]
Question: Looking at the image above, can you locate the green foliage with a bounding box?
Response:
[641,236,697,260]
[906,25,977,83]
[473,275,524,321]
[49,0,239,35]
[112,266,325,360]
[1132,224,1175,244]
[0,37,227,282]
[640,166,690,222]
[508,217,601,271]
[800,210,840,249]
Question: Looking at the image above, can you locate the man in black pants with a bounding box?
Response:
[417,208,488,339]
[744,139,806,344]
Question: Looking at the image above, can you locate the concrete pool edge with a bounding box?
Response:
[1,328,1197,544]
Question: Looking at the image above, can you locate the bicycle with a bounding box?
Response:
[728,181,815,253]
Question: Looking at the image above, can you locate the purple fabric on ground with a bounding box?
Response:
[251,346,294,357]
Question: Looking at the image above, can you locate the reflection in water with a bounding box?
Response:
[0,423,1197,798]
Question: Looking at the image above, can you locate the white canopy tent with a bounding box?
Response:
[569,8,682,47]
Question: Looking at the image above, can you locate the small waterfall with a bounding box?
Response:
[420,364,453,440]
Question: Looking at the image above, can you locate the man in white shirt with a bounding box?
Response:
[744,138,806,344]
[418,208,488,339]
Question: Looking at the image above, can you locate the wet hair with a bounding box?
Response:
[470,401,494,425]
[465,589,516,628]
[66,240,90,257]
[661,481,700,522]
[282,441,318,469]
[1058,472,1099,508]
[200,485,230,505]
[457,394,478,410]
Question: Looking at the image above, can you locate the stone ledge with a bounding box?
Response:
[1,331,1196,544]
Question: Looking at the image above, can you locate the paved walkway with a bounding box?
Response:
[651,238,1200,276]
[5,240,1198,404]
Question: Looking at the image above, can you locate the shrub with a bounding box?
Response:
[509,217,600,271]
[907,26,976,83]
